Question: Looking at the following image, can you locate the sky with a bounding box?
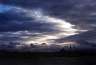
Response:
[0,0,96,51]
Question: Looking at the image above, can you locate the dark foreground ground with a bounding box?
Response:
[0,50,96,65]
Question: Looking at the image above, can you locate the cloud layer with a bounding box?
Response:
[0,0,96,51]
[0,4,81,45]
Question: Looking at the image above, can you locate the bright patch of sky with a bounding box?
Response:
[0,4,12,13]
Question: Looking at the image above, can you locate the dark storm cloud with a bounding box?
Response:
[0,8,58,32]
[0,4,80,46]
[0,0,96,51]
[2,0,96,30]
[54,29,96,46]
[0,31,41,43]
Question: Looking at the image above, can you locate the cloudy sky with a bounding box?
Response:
[0,0,96,50]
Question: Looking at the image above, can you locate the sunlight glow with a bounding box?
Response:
[27,9,79,44]
[12,7,80,44]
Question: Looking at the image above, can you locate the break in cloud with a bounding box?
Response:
[0,0,96,50]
